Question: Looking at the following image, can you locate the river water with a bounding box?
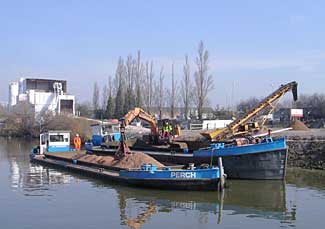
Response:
[1,138,325,229]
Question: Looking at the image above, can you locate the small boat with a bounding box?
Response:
[31,131,226,191]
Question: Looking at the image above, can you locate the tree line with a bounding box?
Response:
[80,41,214,120]
[236,93,325,123]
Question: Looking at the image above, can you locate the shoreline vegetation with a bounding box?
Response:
[0,103,94,142]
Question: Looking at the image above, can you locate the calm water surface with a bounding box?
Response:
[1,138,325,229]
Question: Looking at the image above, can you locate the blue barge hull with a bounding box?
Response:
[30,155,222,191]
[192,138,287,180]
[90,138,288,180]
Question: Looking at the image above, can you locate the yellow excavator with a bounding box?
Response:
[201,81,298,141]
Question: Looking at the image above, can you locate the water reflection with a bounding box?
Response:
[286,168,325,191]
[111,180,293,228]
[1,138,72,196]
[1,138,315,228]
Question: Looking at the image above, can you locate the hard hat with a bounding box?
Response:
[76,133,79,137]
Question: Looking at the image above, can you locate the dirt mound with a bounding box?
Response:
[111,152,164,168]
[75,152,164,169]
[291,119,310,131]
[75,154,115,165]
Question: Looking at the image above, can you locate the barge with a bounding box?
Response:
[31,131,225,191]
[90,137,288,180]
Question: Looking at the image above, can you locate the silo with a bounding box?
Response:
[9,82,19,106]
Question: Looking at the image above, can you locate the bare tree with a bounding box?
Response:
[170,62,177,118]
[9,101,35,136]
[107,75,113,99]
[0,104,7,118]
[124,54,136,113]
[296,93,325,120]
[237,97,260,117]
[106,75,114,119]
[144,61,154,113]
[76,101,93,118]
[193,41,214,120]
[135,50,143,107]
[101,84,108,110]
[114,57,126,118]
[181,54,192,118]
[157,66,165,118]
[92,82,100,113]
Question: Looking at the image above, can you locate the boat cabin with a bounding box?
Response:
[39,131,71,154]
[91,122,121,146]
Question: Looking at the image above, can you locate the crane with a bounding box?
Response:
[201,81,298,141]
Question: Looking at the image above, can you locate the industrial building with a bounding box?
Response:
[9,78,75,116]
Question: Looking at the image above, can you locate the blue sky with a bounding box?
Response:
[0,0,324,107]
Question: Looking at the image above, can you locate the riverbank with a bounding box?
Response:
[283,130,325,170]
[0,115,94,142]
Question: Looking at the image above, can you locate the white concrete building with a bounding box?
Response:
[9,78,75,116]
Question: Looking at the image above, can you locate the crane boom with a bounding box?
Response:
[123,107,159,136]
[201,81,298,140]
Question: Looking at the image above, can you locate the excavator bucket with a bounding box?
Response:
[291,81,298,101]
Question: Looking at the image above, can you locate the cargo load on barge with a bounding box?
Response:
[30,131,226,191]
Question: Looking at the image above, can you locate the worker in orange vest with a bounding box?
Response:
[74,133,81,151]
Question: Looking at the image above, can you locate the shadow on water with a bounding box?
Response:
[1,138,315,228]
[286,167,325,191]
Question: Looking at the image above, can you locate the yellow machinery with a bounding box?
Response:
[201,81,298,141]
[123,107,181,145]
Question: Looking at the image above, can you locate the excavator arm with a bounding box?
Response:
[201,81,298,140]
[123,107,159,136]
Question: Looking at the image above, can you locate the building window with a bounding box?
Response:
[60,99,74,114]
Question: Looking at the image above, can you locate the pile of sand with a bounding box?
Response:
[291,119,310,131]
[74,154,114,164]
[112,153,164,168]
[74,152,164,169]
